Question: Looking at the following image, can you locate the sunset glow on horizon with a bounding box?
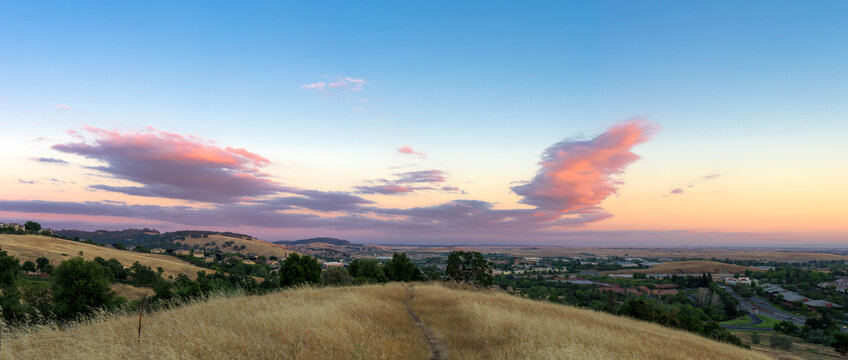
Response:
[1,1,846,246]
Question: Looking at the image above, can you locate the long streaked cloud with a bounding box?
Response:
[2,120,656,239]
[666,173,721,197]
[301,77,367,92]
[35,157,69,165]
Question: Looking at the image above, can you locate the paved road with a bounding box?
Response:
[719,285,806,327]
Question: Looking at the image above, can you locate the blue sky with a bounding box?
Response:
[1,1,846,244]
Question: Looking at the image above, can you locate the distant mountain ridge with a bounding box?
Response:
[275,237,354,246]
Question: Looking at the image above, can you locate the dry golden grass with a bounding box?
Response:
[0,234,209,279]
[1,285,430,360]
[609,260,764,274]
[731,331,844,360]
[385,245,848,261]
[110,283,155,301]
[1,283,770,360]
[177,234,291,258]
[407,283,771,360]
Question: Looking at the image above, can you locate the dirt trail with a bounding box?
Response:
[404,286,447,360]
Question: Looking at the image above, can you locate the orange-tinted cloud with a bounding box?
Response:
[512,119,656,214]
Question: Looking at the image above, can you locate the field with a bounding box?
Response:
[730,331,844,360]
[609,260,764,274]
[176,234,292,259]
[384,245,848,261]
[0,234,210,279]
[0,283,769,360]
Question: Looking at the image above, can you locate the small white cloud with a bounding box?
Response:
[56,104,70,109]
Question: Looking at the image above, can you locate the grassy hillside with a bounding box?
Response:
[176,234,291,258]
[0,283,770,360]
[0,234,210,279]
[611,260,764,274]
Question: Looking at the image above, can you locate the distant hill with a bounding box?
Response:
[609,260,765,275]
[1,283,770,359]
[0,234,210,279]
[51,229,291,258]
[275,237,354,246]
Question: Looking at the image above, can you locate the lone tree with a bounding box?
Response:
[24,221,42,233]
[21,260,36,273]
[279,253,322,287]
[445,251,492,286]
[383,252,423,282]
[51,257,117,320]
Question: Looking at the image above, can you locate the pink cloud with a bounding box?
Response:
[56,104,70,109]
[512,119,657,214]
[670,188,684,195]
[396,145,427,159]
[51,126,283,203]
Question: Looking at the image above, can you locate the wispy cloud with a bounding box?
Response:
[35,157,69,165]
[302,76,367,92]
[397,145,427,159]
[55,104,70,109]
[18,179,37,185]
[666,173,721,197]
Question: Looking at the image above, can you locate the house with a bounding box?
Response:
[174,249,192,256]
[654,283,678,289]
[323,261,344,267]
[150,248,167,254]
[203,257,215,263]
[817,276,848,293]
[724,277,753,286]
[617,262,638,268]
[242,260,256,265]
[193,252,206,258]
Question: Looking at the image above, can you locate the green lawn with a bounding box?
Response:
[720,314,780,329]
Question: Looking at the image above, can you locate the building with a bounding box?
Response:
[817,276,848,293]
[724,277,753,286]
[150,248,167,254]
[323,261,344,267]
[174,249,192,256]
[760,284,843,309]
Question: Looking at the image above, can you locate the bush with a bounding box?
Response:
[774,320,799,335]
[348,259,388,284]
[751,332,761,345]
[51,257,118,320]
[769,335,793,350]
[322,267,354,286]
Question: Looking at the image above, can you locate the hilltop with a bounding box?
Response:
[53,229,292,259]
[610,260,764,275]
[1,283,769,360]
[275,237,353,246]
[0,234,210,279]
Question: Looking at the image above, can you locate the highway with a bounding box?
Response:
[719,285,806,327]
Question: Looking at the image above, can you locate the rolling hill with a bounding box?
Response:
[275,237,354,246]
[175,234,291,259]
[0,283,770,359]
[0,234,210,279]
[610,260,765,275]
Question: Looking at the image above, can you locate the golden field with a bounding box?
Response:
[609,260,764,275]
[176,234,291,259]
[385,245,848,261]
[0,234,210,279]
[0,283,770,360]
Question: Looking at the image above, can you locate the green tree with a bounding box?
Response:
[774,321,799,335]
[279,253,322,287]
[51,257,117,320]
[21,260,37,273]
[24,220,42,233]
[36,257,50,272]
[833,333,848,358]
[383,252,422,282]
[0,247,27,321]
[445,251,492,286]
[348,259,388,283]
[322,267,354,286]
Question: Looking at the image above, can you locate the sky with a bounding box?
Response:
[1,1,846,246]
